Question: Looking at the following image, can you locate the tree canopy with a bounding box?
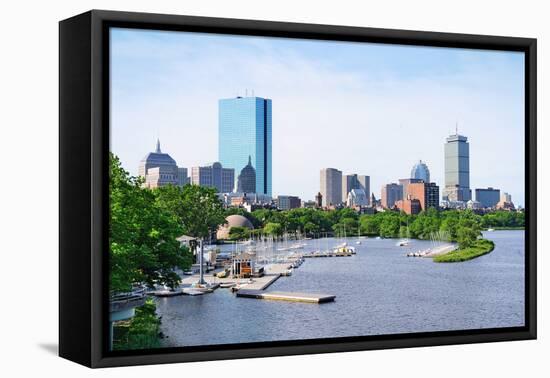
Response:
[109,153,192,293]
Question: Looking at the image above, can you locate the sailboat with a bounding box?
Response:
[356,223,365,244]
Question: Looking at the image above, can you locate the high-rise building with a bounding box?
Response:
[443,132,471,201]
[275,195,301,210]
[410,160,430,183]
[236,156,256,193]
[177,167,189,186]
[406,182,440,211]
[342,174,370,206]
[320,168,342,206]
[501,192,512,203]
[190,162,235,193]
[381,183,403,209]
[475,187,500,208]
[395,198,421,215]
[139,139,187,189]
[219,96,272,195]
[144,166,178,188]
[399,178,423,200]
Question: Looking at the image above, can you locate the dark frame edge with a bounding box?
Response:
[59,11,94,367]
[526,38,537,340]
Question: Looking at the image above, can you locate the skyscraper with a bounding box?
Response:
[320,168,342,206]
[443,132,471,201]
[410,160,430,183]
[342,174,370,206]
[190,162,235,193]
[381,183,403,209]
[219,96,272,195]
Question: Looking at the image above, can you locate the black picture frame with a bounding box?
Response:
[59,9,537,368]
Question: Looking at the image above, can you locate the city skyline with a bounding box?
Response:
[110,28,525,206]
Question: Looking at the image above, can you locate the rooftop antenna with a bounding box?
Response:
[455,122,458,135]
[245,88,248,97]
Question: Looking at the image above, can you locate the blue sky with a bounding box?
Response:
[110,28,525,206]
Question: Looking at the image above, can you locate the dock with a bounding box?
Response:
[236,289,336,303]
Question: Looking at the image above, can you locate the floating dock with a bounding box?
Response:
[236,289,336,303]
[303,252,353,258]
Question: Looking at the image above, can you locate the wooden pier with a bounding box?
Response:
[236,289,336,303]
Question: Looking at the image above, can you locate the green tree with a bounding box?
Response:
[263,222,283,236]
[228,226,250,241]
[109,153,192,293]
[456,212,482,248]
[154,184,226,240]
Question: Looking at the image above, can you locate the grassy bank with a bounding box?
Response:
[433,239,495,263]
[112,299,162,350]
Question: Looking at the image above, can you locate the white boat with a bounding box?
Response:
[356,241,361,245]
[397,239,410,247]
[487,228,495,232]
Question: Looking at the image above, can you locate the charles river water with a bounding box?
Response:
[155,230,525,347]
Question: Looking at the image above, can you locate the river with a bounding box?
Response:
[155,230,525,347]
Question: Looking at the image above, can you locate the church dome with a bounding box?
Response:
[237,156,256,193]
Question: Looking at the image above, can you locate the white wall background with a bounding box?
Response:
[0,0,547,376]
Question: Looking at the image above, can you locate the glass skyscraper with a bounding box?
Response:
[218,96,272,196]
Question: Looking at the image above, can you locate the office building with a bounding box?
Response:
[501,192,512,204]
[443,132,471,201]
[410,160,430,183]
[139,139,187,189]
[381,183,403,209]
[276,195,301,210]
[406,182,440,211]
[475,187,500,208]
[190,162,235,193]
[219,96,272,195]
[396,198,421,215]
[342,174,370,206]
[144,166,178,188]
[177,167,189,186]
[399,178,423,200]
[320,168,343,206]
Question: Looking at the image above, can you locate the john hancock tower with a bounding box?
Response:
[218,96,272,196]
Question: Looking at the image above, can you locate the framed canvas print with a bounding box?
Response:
[59,10,537,368]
